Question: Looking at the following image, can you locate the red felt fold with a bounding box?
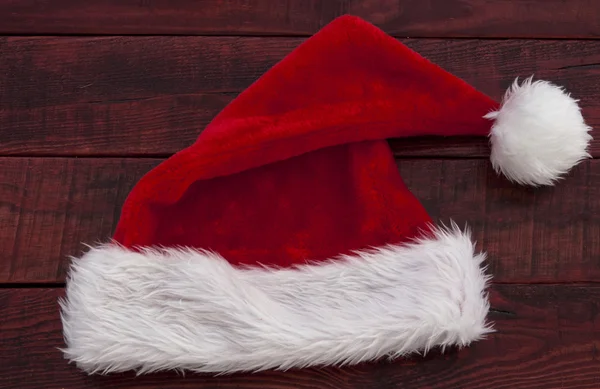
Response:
[113,15,499,267]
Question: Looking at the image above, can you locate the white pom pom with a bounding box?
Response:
[484,77,593,186]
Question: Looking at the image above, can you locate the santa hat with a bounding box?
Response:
[60,15,592,375]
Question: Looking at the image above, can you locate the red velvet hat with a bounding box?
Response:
[61,15,592,375]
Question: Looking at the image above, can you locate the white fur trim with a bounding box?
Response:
[60,225,492,375]
[485,77,592,186]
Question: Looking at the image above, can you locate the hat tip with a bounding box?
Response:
[486,76,593,186]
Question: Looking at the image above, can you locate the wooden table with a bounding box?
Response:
[1,1,599,388]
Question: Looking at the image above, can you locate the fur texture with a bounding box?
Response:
[485,77,592,186]
[60,224,492,375]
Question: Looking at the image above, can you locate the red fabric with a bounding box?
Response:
[145,141,432,266]
[113,15,499,266]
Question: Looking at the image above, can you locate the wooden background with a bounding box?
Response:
[1,1,599,388]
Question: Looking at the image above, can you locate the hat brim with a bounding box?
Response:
[60,224,492,375]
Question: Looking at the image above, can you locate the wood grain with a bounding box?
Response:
[1,157,598,284]
[1,286,599,389]
[0,0,599,38]
[0,158,161,282]
[1,36,599,158]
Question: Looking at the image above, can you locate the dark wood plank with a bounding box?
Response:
[0,0,599,38]
[1,36,599,158]
[1,285,599,388]
[399,159,600,284]
[0,158,161,282]
[1,157,598,284]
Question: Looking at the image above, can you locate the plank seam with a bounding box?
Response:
[2,32,600,40]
